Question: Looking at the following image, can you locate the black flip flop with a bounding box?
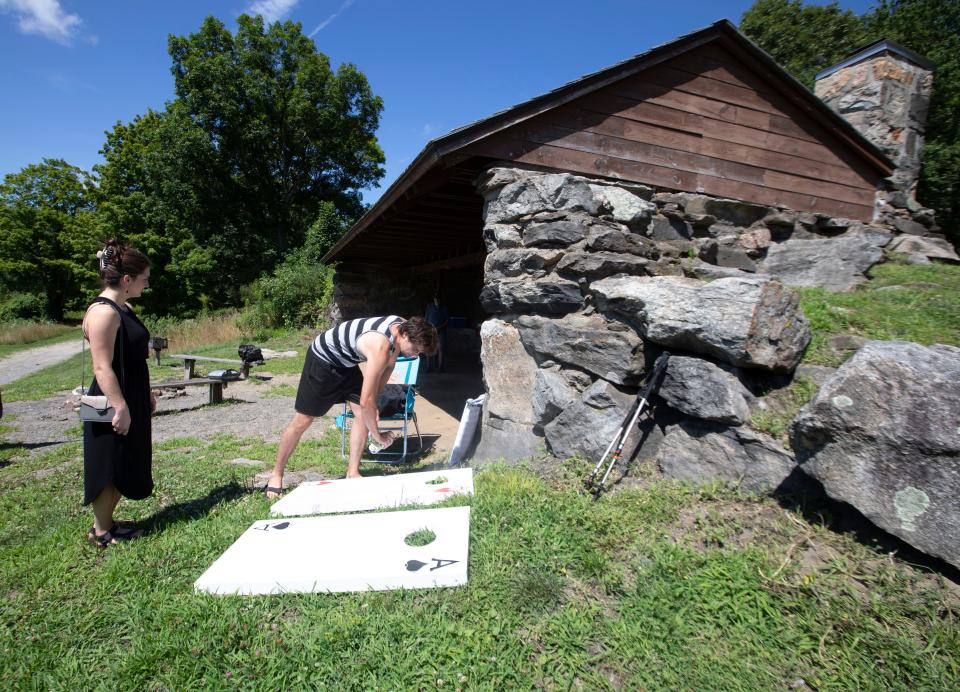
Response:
[264,486,287,498]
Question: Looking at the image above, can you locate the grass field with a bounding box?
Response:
[0,430,957,690]
[2,263,959,688]
[0,324,310,403]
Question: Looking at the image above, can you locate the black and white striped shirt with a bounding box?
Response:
[311,315,404,368]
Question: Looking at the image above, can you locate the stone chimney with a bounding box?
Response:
[815,40,935,200]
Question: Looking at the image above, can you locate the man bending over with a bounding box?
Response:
[265,315,438,497]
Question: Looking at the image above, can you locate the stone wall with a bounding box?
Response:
[327,263,427,323]
[471,164,955,486]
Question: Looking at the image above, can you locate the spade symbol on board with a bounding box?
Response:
[406,558,459,572]
[255,521,291,532]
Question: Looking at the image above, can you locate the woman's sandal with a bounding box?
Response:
[87,522,144,548]
[86,520,137,540]
[264,486,286,499]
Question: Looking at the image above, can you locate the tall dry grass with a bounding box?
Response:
[157,311,243,353]
[0,322,75,345]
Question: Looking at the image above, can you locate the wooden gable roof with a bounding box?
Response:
[324,20,894,266]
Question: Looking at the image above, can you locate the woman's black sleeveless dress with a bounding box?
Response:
[82,297,153,504]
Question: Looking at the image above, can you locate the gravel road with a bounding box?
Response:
[0,340,83,385]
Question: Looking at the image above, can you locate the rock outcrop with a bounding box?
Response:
[791,341,960,569]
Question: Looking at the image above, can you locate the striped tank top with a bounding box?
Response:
[311,315,404,368]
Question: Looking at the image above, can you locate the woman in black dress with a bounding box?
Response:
[83,240,155,547]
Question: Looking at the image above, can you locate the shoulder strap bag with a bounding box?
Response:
[79,299,125,423]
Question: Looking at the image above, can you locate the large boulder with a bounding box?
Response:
[791,340,960,569]
[656,420,798,494]
[515,313,645,385]
[887,235,960,263]
[760,236,883,291]
[557,251,653,281]
[591,275,811,372]
[531,368,578,429]
[483,224,523,251]
[544,379,634,460]
[523,216,590,248]
[586,225,660,258]
[589,184,655,228]
[485,248,564,279]
[659,355,752,424]
[480,277,583,315]
[475,320,541,461]
[479,169,601,224]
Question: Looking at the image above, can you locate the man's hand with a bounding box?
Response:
[375,431,396,449]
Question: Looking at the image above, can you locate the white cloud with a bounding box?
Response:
[246,0,300,24]
[309,0,355,37]
[421,124,435,138]
[0,0,82,44]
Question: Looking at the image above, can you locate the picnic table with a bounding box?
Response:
[169,354,258,380]
[150,377,227,404]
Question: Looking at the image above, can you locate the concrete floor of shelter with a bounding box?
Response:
[356,351,484,460]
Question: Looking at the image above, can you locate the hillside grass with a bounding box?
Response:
[0,430,956,690]
[798,262,960,366]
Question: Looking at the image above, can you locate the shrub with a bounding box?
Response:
[244,251,334,330]
[0,292,45,321]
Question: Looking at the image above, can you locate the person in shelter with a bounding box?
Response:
[83,240,155,547]
[265,316,438,497]
[424,294,449,373]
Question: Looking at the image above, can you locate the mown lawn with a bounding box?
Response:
[0,429,956,689]
[2,263,959,688]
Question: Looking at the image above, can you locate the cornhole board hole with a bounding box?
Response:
[195,506,470,595]
[270,468,473,517]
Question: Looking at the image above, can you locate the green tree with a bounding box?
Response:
[740,0,868,87]
[95,109,212,315]
[740,0,960,244]
[303,200,352,262]
[0,159,99,320]
[95,14,384,311]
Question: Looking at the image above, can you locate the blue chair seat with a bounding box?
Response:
[334,356,423,463]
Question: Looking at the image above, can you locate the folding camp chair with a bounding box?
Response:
[335,356,423,464]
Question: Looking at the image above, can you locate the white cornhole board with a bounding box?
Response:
[195,506,470,595]
[269,468,473,517]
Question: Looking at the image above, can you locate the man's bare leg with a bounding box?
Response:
[267,412,315,497]
[346,402,367,478]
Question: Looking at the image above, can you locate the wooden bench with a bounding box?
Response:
[150,378,227,405]
[169,354,256,380]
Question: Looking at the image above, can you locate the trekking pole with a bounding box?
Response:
[584,351,670,498]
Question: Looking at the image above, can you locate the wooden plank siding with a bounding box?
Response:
[466,43,879,220]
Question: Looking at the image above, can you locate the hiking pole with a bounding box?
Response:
[584,351,670,498]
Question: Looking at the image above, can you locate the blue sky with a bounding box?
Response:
[0,0,877,204]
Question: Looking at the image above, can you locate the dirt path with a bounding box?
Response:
[2,367,475,461]
[0,340,83,386]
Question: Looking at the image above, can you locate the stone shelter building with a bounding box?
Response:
[321,20,951,465]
